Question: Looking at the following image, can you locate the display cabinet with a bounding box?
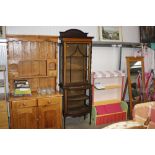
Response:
[59,29,93,128]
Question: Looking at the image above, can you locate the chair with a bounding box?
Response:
[133,102,155,129]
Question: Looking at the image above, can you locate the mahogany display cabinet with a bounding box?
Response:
[59,29,93,128]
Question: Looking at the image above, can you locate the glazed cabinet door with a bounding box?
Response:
[11,99,38,129]
[38,98,62,129]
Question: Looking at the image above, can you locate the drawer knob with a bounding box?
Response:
[48,100,51,104]
[22,103,26,106]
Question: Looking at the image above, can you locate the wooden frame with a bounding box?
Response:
[98,26,122,42]
[126,56,145,117]
[0,26,6,38]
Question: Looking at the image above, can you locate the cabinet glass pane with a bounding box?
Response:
[65,43,91,83]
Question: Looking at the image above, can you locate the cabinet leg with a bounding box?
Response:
[64,117,66,129]
[84,114,86,120]
[89,112,92,125]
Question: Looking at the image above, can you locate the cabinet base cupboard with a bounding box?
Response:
[10,93,62,129]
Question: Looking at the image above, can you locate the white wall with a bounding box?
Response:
[92,46,120,72]
[122,26,140,43]
[6,26,140,42]
[6,26,140,72]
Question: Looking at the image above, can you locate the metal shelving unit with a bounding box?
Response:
[0,65,9,128]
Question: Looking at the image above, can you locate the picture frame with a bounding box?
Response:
[0,26,6,38]
[98,26,122,42]
[140,26,155,43]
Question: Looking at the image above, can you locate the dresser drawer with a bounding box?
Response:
[11,99,37,109]
[0,101,7,112]
[38,97,61,106]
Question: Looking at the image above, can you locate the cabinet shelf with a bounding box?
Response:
[68,94,89,101]
[64,85,91,90]
[11,75,57,80]
[66,69,87,71]
[8,59,57,62]
[67,105,91,116]
[94,84,121,90]
[66,56,88,58]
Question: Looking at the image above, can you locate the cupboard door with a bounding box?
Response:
[11,107,38,129]
[38,104,62,129]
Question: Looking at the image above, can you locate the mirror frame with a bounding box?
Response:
[126,56,145,117]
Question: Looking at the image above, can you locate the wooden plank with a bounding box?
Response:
[13,41,22,59]
[39,60,47,76]
[39,42,47,59]
[7,41,14,60]
[47,42,56,59]
[22,41,31,59]
[32,61,40,76]
[47,77,56,89]
[28,78,39,92]
[21,61,32,77]
[7,35,58,42]
[31,42,40,59]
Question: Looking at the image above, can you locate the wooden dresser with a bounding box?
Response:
[7,35,62,129]
[9,93,62,129]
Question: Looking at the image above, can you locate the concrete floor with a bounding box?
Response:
[64,115,107,129]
